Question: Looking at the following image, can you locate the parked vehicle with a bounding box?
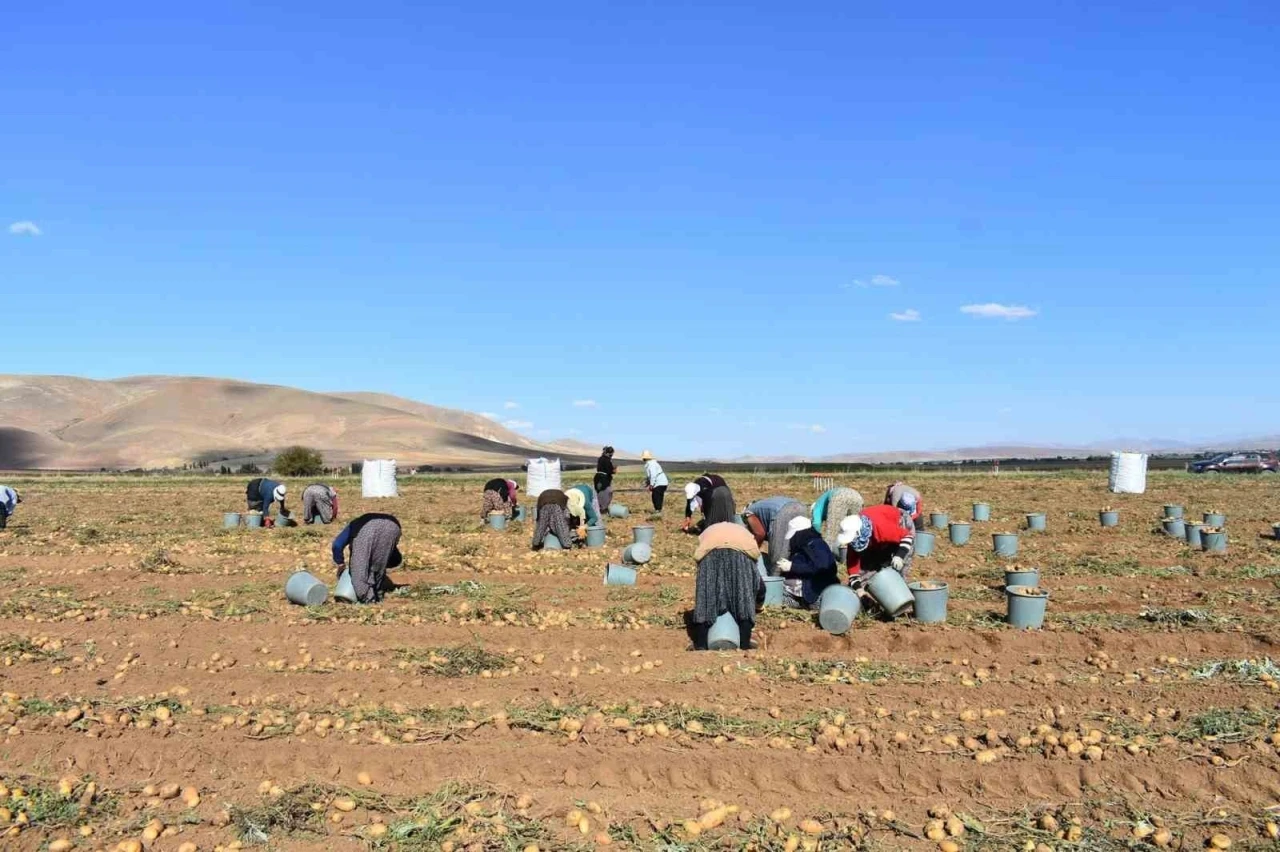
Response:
[1189,452,1279,474]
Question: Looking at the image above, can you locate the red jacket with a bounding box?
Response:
[847,504,915,576]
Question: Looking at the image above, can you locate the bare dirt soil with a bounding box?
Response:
[2,471,1280,851]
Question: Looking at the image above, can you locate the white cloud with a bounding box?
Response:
[572,399,597,408]
[848,273,899,289]
[890,308,921,322]
[788,423,827,433]
[8,221,41,237]
[810,424,826,434]
[503,419,533,430]
[960,302,1037,320]
[503,401,519,409]
[479,412,498,420]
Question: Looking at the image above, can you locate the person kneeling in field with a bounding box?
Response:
[332,513,403,603]
[883,481,924,530]
[681,474,736,533]
[566,483,601,528]
[481,478,520,520]
[743,495,808,573]
[773,516,839,609]
[302,483,340,525]
[246,477,289,525]
[689,522,764,650]
[837,505,915,583]
[0,486,21,530]
[811,486,864,550]
[531,488,581,550]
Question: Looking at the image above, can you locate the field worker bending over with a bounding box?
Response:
[774,516,839,609]
[531,488,581,550]
[246,477,288,525]
[811,487,864,550]
[682,474,735,533]
[884,481,924,530]
[742,496,808,573]
[641,451,669,514]
[332,513,403,604]
[567,483,601,528]
[0,486,21,530]
[302,483,339,525]
[690,522,764,651]
[481,478,520,520]
[594,446,617,513]
[837,504,916,582]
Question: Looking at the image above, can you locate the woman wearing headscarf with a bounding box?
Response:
[481,478,520,520]
[246,477,288,524]
[531,488,580,550]
[690,522,764,651]
[742,496,808,573]
[302,483,340,525]
[682,474,735,533]
[566,483,601,528]
[884,481,924,530]
[773,516,839,609]
[594,446,617,512]
[812,487,865,550]
[331,513,403,604]
[641,451,669,514]
[0,486,21,530]
[837,504,916,582]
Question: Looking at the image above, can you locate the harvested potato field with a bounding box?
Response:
[2,471,1280,851]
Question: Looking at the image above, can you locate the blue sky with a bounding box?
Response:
[3,2,1278,459]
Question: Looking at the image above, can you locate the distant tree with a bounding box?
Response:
[237,463,261,475]
[273,446,324,477]
[350,462,363,475]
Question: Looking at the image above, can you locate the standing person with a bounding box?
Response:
[594,446,617,513]
[742,496,808,573]
[480,478,520,520]
[302,483,340,525]
[246,477,288,522]
[641,451,669,515]
[884,481,924,530]
[531,488,580,550]
[567,483,602,527]
[689,522,764,651]
[837,504,916,582]
[774,517,839,609]
[331,513,403,604]
[0,486,21,530]
[682,474,735,532]
[812,487,865,550]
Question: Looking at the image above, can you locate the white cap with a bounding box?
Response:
[836,514,864,547]
[684,482,699,501]
[273,485,287,502]
[785,516,812,540]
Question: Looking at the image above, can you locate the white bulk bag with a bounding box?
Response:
[1109,451,1148,494]
[362,458,399,498]
[526,457,562,498]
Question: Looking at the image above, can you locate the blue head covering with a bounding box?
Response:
[851,513,874,552]
[898,492,918,514]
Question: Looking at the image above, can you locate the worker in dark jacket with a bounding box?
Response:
[594,446,617,512]
[682,474,735,533]
[481,478,520,519]
[774,517,839,609]
[332,513,403,603]
[246,477,288,524]
[0,486,21,530]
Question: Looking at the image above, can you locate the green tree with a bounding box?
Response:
[273,446,324,477]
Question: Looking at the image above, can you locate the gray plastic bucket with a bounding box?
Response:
[632,525,656,545]
[866,569,915,618]
[1162,517,1185,539]
[973,503,991,522]
[909,581,948,624]
[223,512,241,528]
[608,504,630,519]
[949,522,971,545]
[244,513,263,528]
[1201,530,1227,553]
[993,532,1019,558]
[930,512,949,530]
[603,564,637,586]
[914,530,936,557]
[585,525,606,548]
[1005,568,1039,588]
[1025,513,1047,532]
[488,512,508,531]
[514,506,527,522]
[1006,585,1048,629]
[1099,510,1119,527]
[542,534,564,550]
[818,585,861,635]
[707,612,741,650]
[275,513,295,528]
[762,577,785,607]
[1185,522,1205,547]
[285,571,328,606]
[334,569,358,603]
[622,542,652,564]
[1204,512,1226,528]
[1163,504,1184,519]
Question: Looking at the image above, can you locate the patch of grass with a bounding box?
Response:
[395,643,513,677]
[1237,565,1280,580]
[231,784,328,844]
[139,547,188,574]
[1192,658,1280,682]
[0,776,116,828]
[0,635,61,660]
[1140,607,1229,627]
[1178,708,1275,743]
[762,659,925,685]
